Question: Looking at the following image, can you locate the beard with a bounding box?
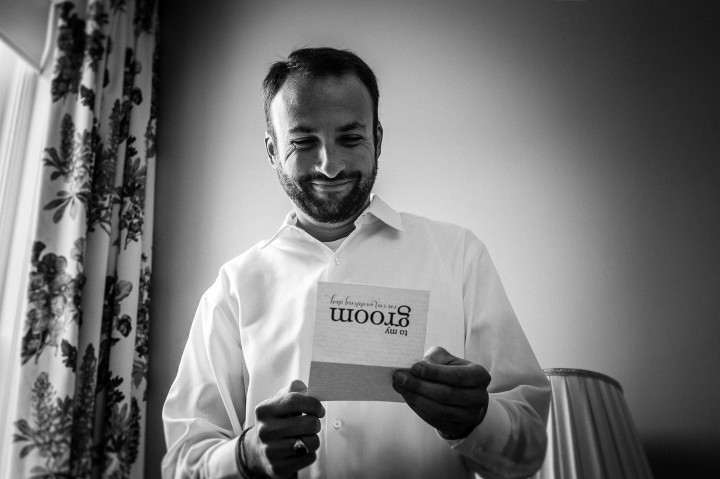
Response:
[276,163,377,224]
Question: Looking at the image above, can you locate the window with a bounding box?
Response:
[0,38,50,475]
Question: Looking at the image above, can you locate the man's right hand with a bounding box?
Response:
[243,380,325,478]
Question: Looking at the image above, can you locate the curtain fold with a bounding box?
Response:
[10,1,158,477]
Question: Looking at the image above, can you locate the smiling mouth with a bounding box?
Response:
[311,179,355,190]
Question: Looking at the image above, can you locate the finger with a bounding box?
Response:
[263,435,320,478]
[270,380,309,419]
[396,386,484,432]
[264,451,318,479]
[265,434,321,461]
[275,379,308,397]
[257,390,325,420]
[255,414,322,442]
[409,359,491,388]
[392,370,485,406]
[423,346,462,365]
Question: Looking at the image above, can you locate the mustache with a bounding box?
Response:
[298,172,362,184]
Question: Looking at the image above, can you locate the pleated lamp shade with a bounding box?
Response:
[532,368,653,479]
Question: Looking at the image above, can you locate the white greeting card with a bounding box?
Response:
[308,282,429,402]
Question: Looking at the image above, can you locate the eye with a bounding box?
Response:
[341,135,364,146]
[290,138,317,149]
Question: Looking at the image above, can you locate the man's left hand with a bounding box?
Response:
[392,346,491,440]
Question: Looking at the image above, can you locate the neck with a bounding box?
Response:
[297,219,355,242]
[294,199,370,242]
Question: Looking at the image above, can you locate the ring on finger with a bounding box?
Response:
[293,437,309,457]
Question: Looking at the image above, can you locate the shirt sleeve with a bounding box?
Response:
[447,232,551,479]
[161,272,247,479]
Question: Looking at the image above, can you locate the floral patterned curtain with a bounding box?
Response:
[10,1,158,477]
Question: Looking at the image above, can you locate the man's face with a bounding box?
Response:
[266,74,382,224]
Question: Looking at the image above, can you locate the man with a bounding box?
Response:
[163,47,550,479]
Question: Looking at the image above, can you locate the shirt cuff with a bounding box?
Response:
[206,437,242,478]
[440,396,511,456]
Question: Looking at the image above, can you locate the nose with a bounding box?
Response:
[315,144,344,178]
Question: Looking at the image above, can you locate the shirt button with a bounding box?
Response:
[334,257,341,265]
[333,419,342,429]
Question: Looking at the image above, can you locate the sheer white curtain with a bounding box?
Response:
[0,38,51,479]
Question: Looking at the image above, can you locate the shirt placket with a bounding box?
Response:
[317,226,363,477]
[323,402,353,479]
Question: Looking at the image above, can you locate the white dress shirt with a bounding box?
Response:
[162,195,550,479]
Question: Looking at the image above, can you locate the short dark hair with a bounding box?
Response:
[262,47,380,143]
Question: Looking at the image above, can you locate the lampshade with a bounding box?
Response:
[532,368,653,479]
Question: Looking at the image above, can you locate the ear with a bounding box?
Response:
[265,131,279,168]
[374,121,384,160]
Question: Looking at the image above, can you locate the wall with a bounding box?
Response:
[149,1,720,476]
[0,0,50,70]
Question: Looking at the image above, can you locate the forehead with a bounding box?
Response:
[270,74,373,132]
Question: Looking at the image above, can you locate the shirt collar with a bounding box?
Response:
[356,194,404,231]
[260,194,404,249]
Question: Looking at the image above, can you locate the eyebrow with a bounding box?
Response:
[288,121,367,135]
[336,121,367,133]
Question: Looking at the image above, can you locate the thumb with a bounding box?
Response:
[275,379,308,397]
[423,346,465,366]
